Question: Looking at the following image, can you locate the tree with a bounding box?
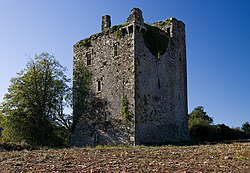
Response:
[0,53,71,146]
[188,106,214,142]
[242,122,250,134]
[188,106,213,129]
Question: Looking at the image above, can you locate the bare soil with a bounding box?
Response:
[0,142,249,172]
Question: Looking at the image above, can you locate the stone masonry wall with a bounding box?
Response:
[134,18,189,145]
[71,8,190,146]
[72,27,135,146]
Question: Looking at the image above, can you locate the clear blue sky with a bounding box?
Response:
[0,0,249,127]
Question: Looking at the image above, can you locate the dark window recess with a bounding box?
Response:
[128,25,133,34]
[86,53,91,66]
[122,28,127,36]
[178,93,181,100]
[104,112,107,121]
[158,78,161,89]
[144,95,147,104]
[167,27,171,34]
[114,44,118,56]
[97,81,101,92]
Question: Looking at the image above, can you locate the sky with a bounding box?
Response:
[0,0,249,128]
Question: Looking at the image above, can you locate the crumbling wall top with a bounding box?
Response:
[102,15,111,31]
[126,8,144,25]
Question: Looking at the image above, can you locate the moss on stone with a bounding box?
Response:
[121,95,133,124]
[75,37,91,48]
[143,24,169,57]
[153,18,172,29]
[109,23,127,38]
[74,23,127,49]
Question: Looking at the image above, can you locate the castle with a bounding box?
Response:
[71,8,189,146]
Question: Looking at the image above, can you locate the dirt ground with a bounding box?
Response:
[0,142,249,172]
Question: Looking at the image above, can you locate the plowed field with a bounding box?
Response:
[0,142,249,172]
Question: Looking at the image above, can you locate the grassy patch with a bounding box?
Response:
[74,23,127,49]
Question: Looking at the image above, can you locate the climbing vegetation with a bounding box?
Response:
[121,95,133,124]
[72,60,92,132]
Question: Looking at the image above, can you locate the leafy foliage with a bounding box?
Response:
[75,37,91,48]
[121,95,133,124]
[188,106,250,142]
[188,106,213,129]
[242,122,250,134]
[0,53,71,147]
[109,23,127,38]
[74,23,127,48]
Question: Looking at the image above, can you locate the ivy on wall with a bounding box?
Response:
[121,95,133,124]
[75,23,128,49]
[72,61,92,132]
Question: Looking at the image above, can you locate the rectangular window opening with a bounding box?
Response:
[167,27,171,34]
[86,52,91,66]
[158,78,161,89]
[114,43,118,57]
[97,80,101,92]
[167,27,171,37]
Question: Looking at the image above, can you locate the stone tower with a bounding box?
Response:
[71,8,189,146]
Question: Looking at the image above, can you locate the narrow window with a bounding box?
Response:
[178,92,181,100]
[114,43,118,56]
[121,28,127,36]
[158,78,161,89]
[167,27,171,34]
[167,27,171,37]
[128,25,133,34]
[97,80,101,92]
[104,112,107,121]
[179,52,182,61]
[86,52,91,66]
[144,95,147,105]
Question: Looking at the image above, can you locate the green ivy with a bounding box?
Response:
[74,23,127,48]
[153,18,172,29]
[121,96,133,124]
[72,62,92,133]
[75,37,91,48]
[109,23,127,38]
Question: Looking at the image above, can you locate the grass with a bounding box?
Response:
[0,142,249,172]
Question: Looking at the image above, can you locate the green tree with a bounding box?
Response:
[188,106,213,142]
[188,106,213,129]
[0,53,71,147]
[242,122,250,134]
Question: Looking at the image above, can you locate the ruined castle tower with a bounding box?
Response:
[71,8,189,146]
